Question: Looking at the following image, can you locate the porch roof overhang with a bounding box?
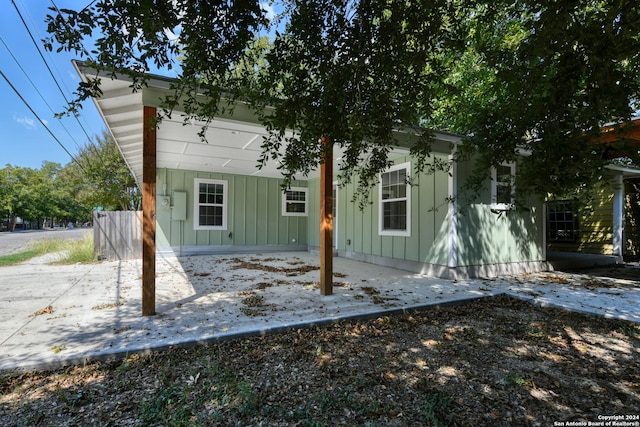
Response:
[600,117,640,160]
[74,61,463,187]
[604,164,640,178]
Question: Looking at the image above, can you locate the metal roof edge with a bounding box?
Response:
[604,164,640,176]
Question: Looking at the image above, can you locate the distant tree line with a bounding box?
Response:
[0,131,139,231]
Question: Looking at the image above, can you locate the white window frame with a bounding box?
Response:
[546,200,578,242]
[282,187,309,217]
[379,162,411,237]
[194,178,228,230]
[491,162,516,210]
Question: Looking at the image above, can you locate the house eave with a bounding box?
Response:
[74,61,463,184]
[604,164,640,178]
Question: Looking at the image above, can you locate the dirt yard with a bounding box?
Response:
[1,285,639,426]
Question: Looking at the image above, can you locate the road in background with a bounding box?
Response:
[0,229,92,257]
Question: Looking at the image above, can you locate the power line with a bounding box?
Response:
[0,36,83,151]
[26,0,103,150]
[18,0,76,97]
[8,0,112,174]
[10,0,94,143]
[49,0,95,61]
[0,68,85,173]
[47,0,122,173]
[10,0,70,105]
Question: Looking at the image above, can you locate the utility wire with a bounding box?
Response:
[10,0,93,143]
[46,0,99,150]
[78,0,99,16]
[0,69,85,172]
[0,36,83,151]
[19,0,76,97]
[11,0,70,106]
[47,0,101,142]
[48,0,130,176]
[49,0,95,61]
[11,0,110,175]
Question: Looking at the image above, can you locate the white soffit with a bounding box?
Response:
[78,64,452,186]
[155,115,282,177]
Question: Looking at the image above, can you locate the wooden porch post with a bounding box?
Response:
[142,106,157,316]
[320,136,333,296]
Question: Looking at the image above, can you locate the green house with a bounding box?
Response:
[78,62,547,288]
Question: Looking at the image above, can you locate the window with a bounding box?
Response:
[492,163,515,209]
[379,162,411,236]
[547,201,577,242]
[282,187,308,216]
[194,178,227,230]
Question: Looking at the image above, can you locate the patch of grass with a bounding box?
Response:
[51,234,96,264]
[140,386,194,426]
[615,323,640,339]
[0,234,96,266]
[0,249,42,266]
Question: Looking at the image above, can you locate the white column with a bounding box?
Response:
[612,174,624,257]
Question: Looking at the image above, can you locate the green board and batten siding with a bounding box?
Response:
[308,153,452,266]
[155,168,307,251]
[308,154,545,270]
[454,158,545,266]
[155,157,544,274]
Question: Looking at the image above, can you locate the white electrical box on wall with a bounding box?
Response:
[171,191,187,221]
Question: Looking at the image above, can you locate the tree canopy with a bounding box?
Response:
[430,1,640,200]
[0,162,87,228]
[45,0,640,203]
[249,0,458,193]
[0,132,138,229]
[65,131,141,211]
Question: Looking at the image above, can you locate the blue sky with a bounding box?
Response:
[0,1,277,171]
[0,1,112,169]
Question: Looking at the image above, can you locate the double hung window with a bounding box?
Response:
[282,187,308,216]
[194,178,227,230]
[379,162,411,236]
[492,163,515,209]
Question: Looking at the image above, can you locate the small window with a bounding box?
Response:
[282,187,308,216]
[492,163,515,209]
[379,162,411,236]
[194,178,227,230]
[547,201,578,242]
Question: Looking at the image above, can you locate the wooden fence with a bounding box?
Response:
[93,211,142,260]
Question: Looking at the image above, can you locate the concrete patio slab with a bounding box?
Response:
[1,251,638,372]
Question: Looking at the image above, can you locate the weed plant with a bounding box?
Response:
[0,233,95,266]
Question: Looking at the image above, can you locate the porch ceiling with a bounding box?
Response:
[76,62,460,187]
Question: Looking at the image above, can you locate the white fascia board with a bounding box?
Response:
[605,164,640,177]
